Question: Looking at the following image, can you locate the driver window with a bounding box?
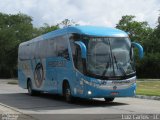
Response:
[75,45,83,73]
[87,40,110,75]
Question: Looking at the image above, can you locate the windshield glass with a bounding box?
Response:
[86,37,135,78]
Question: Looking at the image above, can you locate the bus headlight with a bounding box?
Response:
[88,91,92,95]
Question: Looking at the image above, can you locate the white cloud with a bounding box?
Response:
[0,0,159,28]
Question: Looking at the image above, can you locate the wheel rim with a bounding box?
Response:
[65,87,71,101]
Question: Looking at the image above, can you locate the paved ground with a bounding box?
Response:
[0,79,160,120]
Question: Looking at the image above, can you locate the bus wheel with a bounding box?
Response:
[27,80,35,96]
[64,83,72,103]
[104,98,115,102]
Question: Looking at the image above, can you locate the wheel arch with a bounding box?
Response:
[62,79,70,96]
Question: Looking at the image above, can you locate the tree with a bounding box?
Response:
[116,15,153,44]
[139,14,160,78]
[58,19,78,28]
[0,12,60,78]
[116,15,153,56]
[35,23,59,35]
[116,15,160,78]
[0,13,36,78]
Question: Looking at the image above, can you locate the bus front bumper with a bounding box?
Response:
[83,83,136,98]
[74,76,136,99]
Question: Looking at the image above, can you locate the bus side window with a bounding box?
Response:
[56,36,70,60]
[35,42,40,58]
[75,45,83,73]
[47,39,57,58]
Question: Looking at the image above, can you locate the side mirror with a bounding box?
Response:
[131,42,144,59]
[74,41,87,74]
[74,41,87,59]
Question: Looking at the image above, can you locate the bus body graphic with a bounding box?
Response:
[34,63,44,88]
[18,26,143,101]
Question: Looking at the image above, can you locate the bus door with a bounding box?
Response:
[74,41,87,95]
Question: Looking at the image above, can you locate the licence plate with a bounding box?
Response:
[111,92,119,96]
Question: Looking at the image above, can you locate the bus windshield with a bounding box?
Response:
[85,37,135,79]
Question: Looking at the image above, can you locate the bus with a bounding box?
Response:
[18,26,143,102]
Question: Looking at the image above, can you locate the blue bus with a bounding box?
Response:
[18,26,143,102]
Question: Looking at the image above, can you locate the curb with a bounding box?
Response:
[0,103,21,114]
[134,95,160,101]
[0,103,37,120]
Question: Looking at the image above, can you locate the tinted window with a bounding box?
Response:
[29,43,36,59]
[46,39,57,57]
[69,34,84,72]
[19,35,69,60]
[69,34,77,67]
[55,35,69,60]
[35,42,40,58]
[19,44,32,60]
[75,45,83,73]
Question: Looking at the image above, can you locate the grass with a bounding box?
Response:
[136,79,160,96]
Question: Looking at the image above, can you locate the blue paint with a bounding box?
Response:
[75,41,87,58]
[18,25,142,100]
[18,70,27,89]
[20,26,128,46]
[132,42,144,59]
[84,83,136,98]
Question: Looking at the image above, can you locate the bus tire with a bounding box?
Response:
[27,80,36,96]
[64,82,73,103]
[104,98,115,102]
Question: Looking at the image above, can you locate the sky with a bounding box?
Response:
[0,0,160,28]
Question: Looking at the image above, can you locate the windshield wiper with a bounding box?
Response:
[101,40,112,76]
[102,62,110,76]
[113,55,127,77]
[102,52,112,76]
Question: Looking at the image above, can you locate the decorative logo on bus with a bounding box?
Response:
[34,63,44,88]
[113,86,117,90]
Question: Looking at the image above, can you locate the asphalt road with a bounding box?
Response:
[0,79,160,120]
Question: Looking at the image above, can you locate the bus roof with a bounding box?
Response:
[66,26,128,37]
[20,26,128,45]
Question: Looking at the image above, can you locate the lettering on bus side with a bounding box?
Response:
[48,61,66,67]
[112,80,131,84]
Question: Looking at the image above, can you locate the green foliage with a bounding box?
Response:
[137,80,160,96]
[136,53,160,78]
[148,17,160,53]
[58,19,78,28]
[0,13,34,77]
[116,15,160,78]
[116,15,153,44]
[0,12,59,78]
[35,23,59,35]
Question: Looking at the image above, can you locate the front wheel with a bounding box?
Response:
[64,83,73,103]
[104,98,115,102]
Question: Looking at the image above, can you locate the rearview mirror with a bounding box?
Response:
[74,41,87,59]
[131,42,144,59]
